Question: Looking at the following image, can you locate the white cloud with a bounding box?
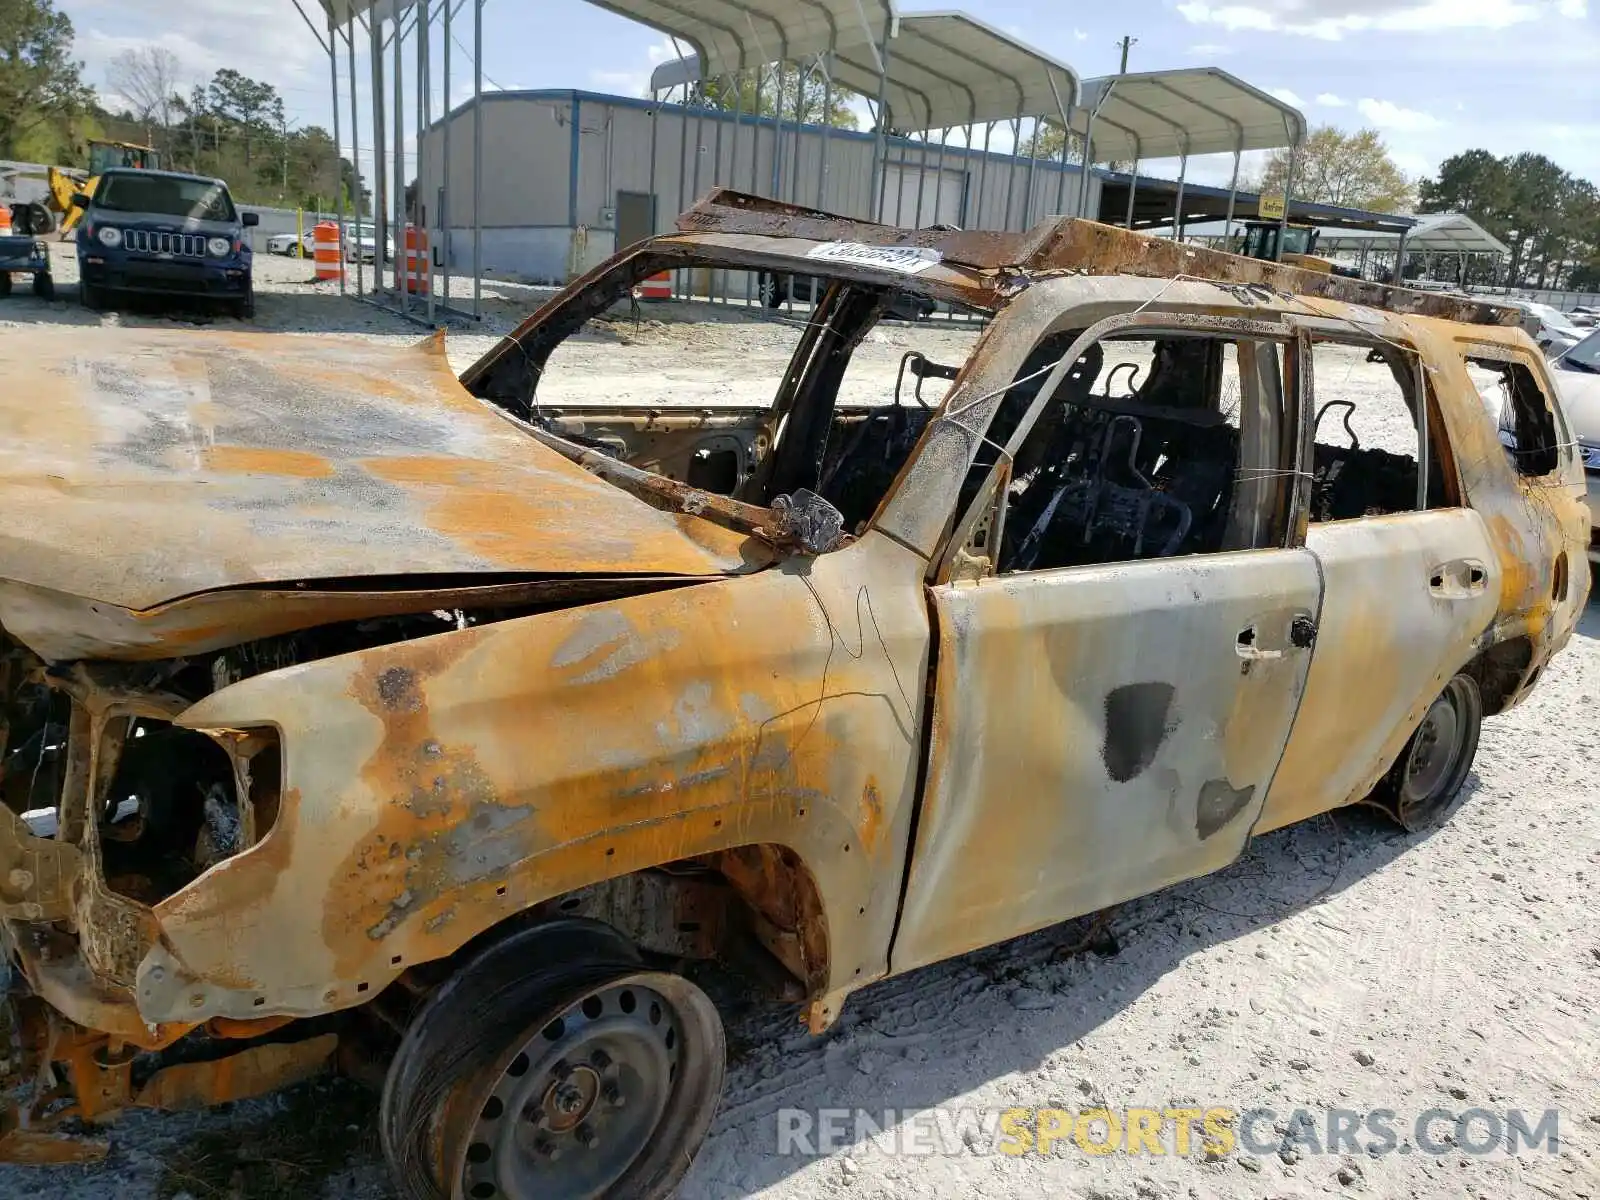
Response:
[1187,42,1233,55]
[1074,28,1090,40]
[1557,0,1586,14]
[1177,0,1539,40]
[1357,97,1444,131]
[590,37,681,99]
[1315,92,1347,107]
[1270,87,1305,106]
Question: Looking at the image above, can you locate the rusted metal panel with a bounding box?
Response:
[1259,511,1503,832]
[129,533,928,1025]
[0,327,762,617]
[133,1033,338,1111]
[892,550,1321,974]
[677,189,1522,328]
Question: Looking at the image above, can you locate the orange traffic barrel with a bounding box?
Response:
[313,221,343,281]
[0,205,11,234]
[634,271,672,300]
[404,225,430,295]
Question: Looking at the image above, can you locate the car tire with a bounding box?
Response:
[759,272,787,309]
[79,280,102,310]
[0,273,11,299]
[234,287,256,321]
[1371,672,1482,833]
[32,273,54,302]
[380,917,726,1200]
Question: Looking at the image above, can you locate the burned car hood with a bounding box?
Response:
[0,327,765,654]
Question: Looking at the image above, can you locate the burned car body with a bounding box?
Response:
[0,191,1587,1192]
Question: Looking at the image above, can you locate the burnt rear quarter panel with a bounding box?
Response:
[138,534,931,1025]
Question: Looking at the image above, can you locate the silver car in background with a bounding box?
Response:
[1548,330,1600,569]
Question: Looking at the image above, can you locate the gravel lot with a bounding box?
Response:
[1,246,1596,1200]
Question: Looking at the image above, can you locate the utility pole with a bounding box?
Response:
[1117,36,1137,73]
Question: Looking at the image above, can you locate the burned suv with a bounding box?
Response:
[0,192,1586,1195]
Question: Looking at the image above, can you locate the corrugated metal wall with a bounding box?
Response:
[422,89,1100,284]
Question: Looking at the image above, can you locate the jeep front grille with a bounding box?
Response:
[124,230,207,257]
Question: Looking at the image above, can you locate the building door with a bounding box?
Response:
[616,191,656,251]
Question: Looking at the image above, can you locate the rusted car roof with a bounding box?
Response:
[675,190,1524,328]
[0,328,763,613]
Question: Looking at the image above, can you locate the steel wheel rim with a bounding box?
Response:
[1397,677,1474,826]
[455,975,706,1200]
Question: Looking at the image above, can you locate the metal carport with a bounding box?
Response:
[1062,68,1306,246]
[650,11,1083,230]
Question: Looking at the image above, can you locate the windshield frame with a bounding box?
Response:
[94,173,237,222]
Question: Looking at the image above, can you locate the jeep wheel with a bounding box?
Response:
[32,272,54,302]
[381,918,726,1200]
[758,272,787,309]
[0,273,11,299]
[79,281,102,310]
[234,288,256,320]
[1374,673,1482,832]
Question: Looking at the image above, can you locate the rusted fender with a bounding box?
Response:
[136,534,931,1026]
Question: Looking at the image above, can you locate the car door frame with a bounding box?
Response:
[1257,320,1504,833]
[888,310,1326,973]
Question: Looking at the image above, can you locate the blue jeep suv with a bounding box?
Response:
[75,169,257,317]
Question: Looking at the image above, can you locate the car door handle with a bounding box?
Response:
[1430,559,1489,597]
[1236,624,1283,660]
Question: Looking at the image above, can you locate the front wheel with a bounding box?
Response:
[758,272,787,309]
[1373,673,1482,832]
[382,919,726,1200]
[79,280,102,310]
[233,287,255,320]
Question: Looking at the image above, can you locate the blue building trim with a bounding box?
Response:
[568,95,582,227]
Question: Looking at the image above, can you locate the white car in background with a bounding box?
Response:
[1506,300,1586,356]
[1547,329,1600,570]
[264,225,392,262]
[265,230,314,257]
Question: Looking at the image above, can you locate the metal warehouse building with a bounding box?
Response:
[417,88,1099,285]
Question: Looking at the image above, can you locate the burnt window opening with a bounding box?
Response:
[1466,355,1561,477]
[973,332,1289,575]
[1308,339,1452,523]
[516,254,985,532]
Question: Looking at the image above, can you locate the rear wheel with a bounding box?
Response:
[1373,673,1482,832]
[0,273,11,299]
[32,272,54,301]
[382,918,726,1200]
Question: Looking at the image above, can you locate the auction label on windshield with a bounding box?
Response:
[805,242,943,274]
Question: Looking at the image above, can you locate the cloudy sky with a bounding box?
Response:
[58,0,1600,194]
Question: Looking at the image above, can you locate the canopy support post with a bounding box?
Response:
[328,12,345,296]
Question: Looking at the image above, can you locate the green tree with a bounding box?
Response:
[1254,126,1412,212]
[1419,150,1600,287]
[207,67,282,165]
[691,63,857,130]
[0,0,92,156]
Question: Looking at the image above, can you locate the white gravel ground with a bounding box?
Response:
[1,245,1596,1200]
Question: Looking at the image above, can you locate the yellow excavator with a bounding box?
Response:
[1236,219,1359,277]
[44,140,164,237]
